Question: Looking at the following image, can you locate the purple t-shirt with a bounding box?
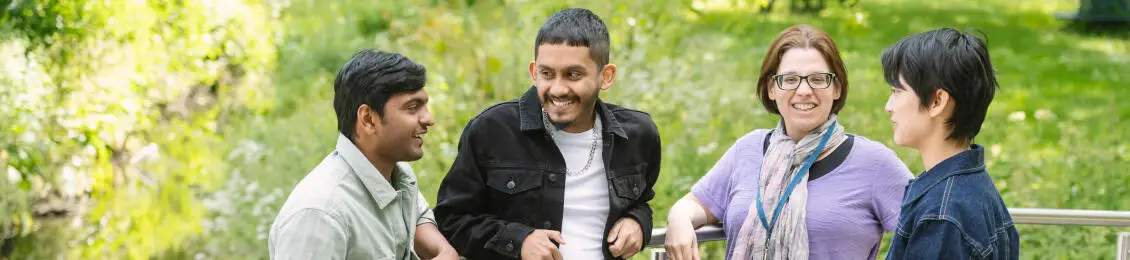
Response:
[691,129,913,260]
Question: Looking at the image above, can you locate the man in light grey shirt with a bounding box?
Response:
[269,49,457,260]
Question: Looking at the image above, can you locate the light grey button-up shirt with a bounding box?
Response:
[269,134,435,260]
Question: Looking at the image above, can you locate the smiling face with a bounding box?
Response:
[529,44,615,132]
[885,75,928,148]
[372,89,434,162]
[884,74,958,151]
[769,48,842,138]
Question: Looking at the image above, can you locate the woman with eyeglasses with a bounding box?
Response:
[663,25,914,260]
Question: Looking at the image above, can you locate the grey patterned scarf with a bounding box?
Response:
[731,115,847,260]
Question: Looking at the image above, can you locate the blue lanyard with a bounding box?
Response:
[755,121,836,240]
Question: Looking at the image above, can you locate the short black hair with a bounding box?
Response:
[881,28,998,144]
[333,49,426,140]
[534,8,611,68]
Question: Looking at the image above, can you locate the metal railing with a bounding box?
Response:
[647,208,1130,260]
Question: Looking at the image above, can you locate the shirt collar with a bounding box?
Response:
[904,144,988,204]
[517,85,628,139]
[335,134,417,209]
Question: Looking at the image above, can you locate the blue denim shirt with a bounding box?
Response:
[886,144,1019,259]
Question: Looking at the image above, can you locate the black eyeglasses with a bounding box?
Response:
[772,73,836,90]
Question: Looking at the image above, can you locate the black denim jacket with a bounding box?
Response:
[434,86,662,260]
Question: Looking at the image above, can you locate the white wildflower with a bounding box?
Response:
[1034,109,1055,120]
[1008,111,1026,122]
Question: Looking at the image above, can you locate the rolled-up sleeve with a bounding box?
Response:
[417,191,436,226]
[269,208,348,260]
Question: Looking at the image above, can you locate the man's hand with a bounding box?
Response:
[607,218,643,258]
[521,229,566,260]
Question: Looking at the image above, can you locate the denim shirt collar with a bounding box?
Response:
[905,144,987,204]
[517,85,628,139]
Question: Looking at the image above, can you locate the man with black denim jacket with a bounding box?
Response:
[434,8,661,260]
[881,28,1020,259]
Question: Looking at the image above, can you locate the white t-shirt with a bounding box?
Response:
[550,123,610,259]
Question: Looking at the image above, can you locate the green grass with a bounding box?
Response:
[213,0,1130,259]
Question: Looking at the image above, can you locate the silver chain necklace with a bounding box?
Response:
[542,112,601,176]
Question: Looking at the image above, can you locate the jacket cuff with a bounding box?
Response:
[625,205,654,247]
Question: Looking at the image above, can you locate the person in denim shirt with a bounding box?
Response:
[881,28,1020,259]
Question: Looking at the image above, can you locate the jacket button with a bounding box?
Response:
[548,174,558,183]
[506,180,516,190]
[632,187,640,194]
[543,221,552,228]
[506,242,514,252]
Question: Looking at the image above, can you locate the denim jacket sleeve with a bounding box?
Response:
[433,122,534,259]
[903,219,974,259]
[619,123,661,247]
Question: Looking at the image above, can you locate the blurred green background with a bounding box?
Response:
[1,0,1127,259]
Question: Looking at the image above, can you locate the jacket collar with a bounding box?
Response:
[904,144,987,204]
[517,86,627,139]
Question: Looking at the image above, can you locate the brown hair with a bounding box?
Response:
[756,24,849,115]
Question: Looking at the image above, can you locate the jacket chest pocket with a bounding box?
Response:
[485,169,545,218]
[486,169,544,195]
[608,163,647,201]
